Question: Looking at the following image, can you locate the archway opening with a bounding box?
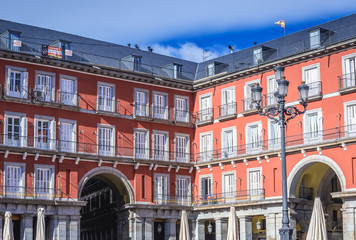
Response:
[290,162,343,240]
[79,172,131,240]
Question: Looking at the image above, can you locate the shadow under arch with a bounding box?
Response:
[288,154,346,198]
[77,166,134,204]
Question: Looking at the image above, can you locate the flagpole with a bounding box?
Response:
[284,27,286,36]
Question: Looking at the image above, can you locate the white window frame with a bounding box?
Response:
[34,164,55,200]
[207,63,215,77]
[341,52,356,89]
[198,92,213,122]
[344,100,356,137]
[222,171,236,202]
[302,63,321,98]
[134,88,149,117]
[245,121,262,154]
[152,91,168,120]
[174,133,190,162]
[200,131,213,162]
[173,64,182,79]
[221,126,237,159]
[4,162,25,198]
[266,75,277,105]
[199,174,213,203]
[134,128,149,159]
[97,81,115,112]
[174,95,189,122]
[247,167,263,200]
[220,86,236,117]
[303,108,323,144]
[253,47,263,64]
[268,119,281,150]
[59,75,78,106]
[244,79,260,111]
[34,71,56,102]
[5,65,28,99]
[152,130,169,161]
[4,111,27,147]
[97,124,115,156]
[154,173,170,204]
[58,118,77,153]
[34,115,56,150]
[310,29,321,49]
[176,175,191,205]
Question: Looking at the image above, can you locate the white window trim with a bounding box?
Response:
[199,173,213,195]
[303,108,323,142]
[134,88,149,104]
[34,70,56,101]
[175,175,191,195]
[59,74,78,91]
[302,63,321,83]
[154,173,170,198]
[58,118,77,152]
[152,91,169,119]
[34,115,56,150]
[5,65,28,99]
[134,128,149,159]
[97,123,116,156]
[174,132,190,162]
[34,164,55,191]
[344,100,356,126]
[152,130,169,153]
[221,126,237,156]
[245,121,262,144]
[4,161,26,197]
[246,167,263,191]
[266,75,276,93]
[222,170,236,193]
[199,92,212,110]
[174,94,189,109]
[221,86,236,104]
[200,131,213,153]
[342,52,356,74]
[4,111,27,147]
[97,81,116,112]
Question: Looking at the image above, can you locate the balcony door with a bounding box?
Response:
[61,78,75,105]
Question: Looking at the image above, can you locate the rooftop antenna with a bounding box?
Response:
[254,42,257,45]
[228,45,234,53]
[134,44,139,50]
[127,43,131,47]
[147,46,153,52]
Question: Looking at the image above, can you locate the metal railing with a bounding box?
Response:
[338,72,356,90]
[264,93,277,106]
[195,108,214,124]
[306,81,322,98]
[192,189,265,206]
[299,187,313,200]
[242,97,265,112]
[218,102,237,118]
[133,103,150,118]
[152,106,169,120]
[3,84,30,99]
[96,97,120,113]
[0,185,62,200]
[33,87,56,102]
[58,91,80,107]
[153,194,191,206]
[173,109,193,123]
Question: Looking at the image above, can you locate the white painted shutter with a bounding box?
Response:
[21,72,28,99]
[21,117,27,147]
[348,105,356,133]
[6,166,22,195]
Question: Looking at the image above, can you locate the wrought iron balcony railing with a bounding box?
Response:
[195,108,214,124]
[96,97,120,113]
[58,90,80,107]
[218,102,237,119]
[338,72,356,90]
[0,185,62,200]
[153,194,191,206]
[305,81,322,98]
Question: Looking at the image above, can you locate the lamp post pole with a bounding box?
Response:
[251,65,309,240]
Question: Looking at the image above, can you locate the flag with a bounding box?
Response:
[275,20,285,28]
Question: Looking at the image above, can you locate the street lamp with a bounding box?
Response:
[251,65,309,240]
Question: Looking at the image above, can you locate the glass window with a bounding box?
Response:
[6,67,28,99]
[59,121,76,153]
[135,130,148,159]
[98,84,114,112]
[207,63,215,77]
[153,132,168,161]
[98,126,114,156]
[310,29,320,48]
[200,133,213,162]
[154,174,169,204]
[5,113,27,147]
[253,48,263,64]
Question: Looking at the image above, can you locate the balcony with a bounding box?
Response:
[264,93,277,106]
[195,108,214,126]
[338,72,356,94]
[96,97,120,114]
[0,185,62,200]
[2,84,29,100]
[192,189,265,206]
[173,109,193,124]
[305,81,322,100]
[241,97,265,115]
[217,102,237,121]
[152,105,169,120]
[33,88,56,102]
[58,90,80,107]
[134,103,151,118]
[153,194,191,206]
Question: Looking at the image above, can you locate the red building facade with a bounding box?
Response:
[0,14,356,240]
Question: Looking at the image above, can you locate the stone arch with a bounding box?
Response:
[78,166,134,204]
[288,154,346,198]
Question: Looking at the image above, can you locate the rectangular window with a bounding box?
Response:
[35,72,55,102]
[133,56,141,71]
[153,132,168,161]
[200,176,212,204]
[310,29,320,49]
[176,176,190,205]
[154,174,169,204]
[6,66,28,99]
[98,83,115,112]
[35,166,54,200]
[199,94,212,122]
[345,102,356,136]
[134,89,149,117]
[9,32,21,51]
[246,122,262,154]
[134,130,149,159]
[304,109,323,144]
[267,75,277,105]
[173,64,182,79]
[5,163,25,198]
[207,63,215,77]
[220,87,236,117]
[303,64,321,97]
[223,173,236,203]
[175,96,188,122]
[35,117,56,150]
[153,93,168,119]
[200,132,213,162]
[221,128,237,158]
[269,120,280,150]
[342,54,356,88]
[60,76,77,106]
[175,134,189,162]
[5,113,27,147]
[247,168,262,200]
[253,48,263,64]
[98,126,115,156]
[59,120,76,153]
[244,80,259,111]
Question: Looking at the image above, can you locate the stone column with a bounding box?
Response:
[49,215,59,240]
[58,216,67,240]
[190,218,197,240]
[165,219,177,240]
[69,216,80,240]
[134,217,143,240]
[239,216,252,240]
[215,218,228,240]
[265,213,277,240]
[196,220,205,240]
[20,214,33,240]
[342,207,355,240]
[0,214,3,239]
[144,218,154,240]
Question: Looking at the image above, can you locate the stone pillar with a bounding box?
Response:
[165,219,177,240]
[144,218,154,240]
[215,218,227,240]
[0,214,3,239]
[58,216,67,240]
[69,216,80,240]
[196,220,205,240]
[265,213,277,240]
[20,214,33,240]
[239,216,252,240]
[134,217,143,240]
[342,207,355,240]
[49,216,59,240]
[190,218,197,240]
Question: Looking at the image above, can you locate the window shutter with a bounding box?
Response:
[21,72,28,98]
[21,117,27,147]
[50,120,56,150]
[6,69,11,96]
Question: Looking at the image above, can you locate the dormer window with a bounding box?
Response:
[0,30,21,52]
[207,63,215,77]
[253,48,263,65]
[310,29,320,49]
[173,64,182,79]
[47,40,72,59]
[122,55,142,71]
[253,46,276,65]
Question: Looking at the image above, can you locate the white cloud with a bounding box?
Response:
[151,42,224,62]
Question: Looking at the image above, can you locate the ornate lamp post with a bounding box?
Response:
[251,65,309,240]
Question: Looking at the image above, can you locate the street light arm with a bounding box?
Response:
[284,102,307,123]
[256,105,281,123]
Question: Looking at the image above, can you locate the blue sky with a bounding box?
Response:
[1,0,356,62]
